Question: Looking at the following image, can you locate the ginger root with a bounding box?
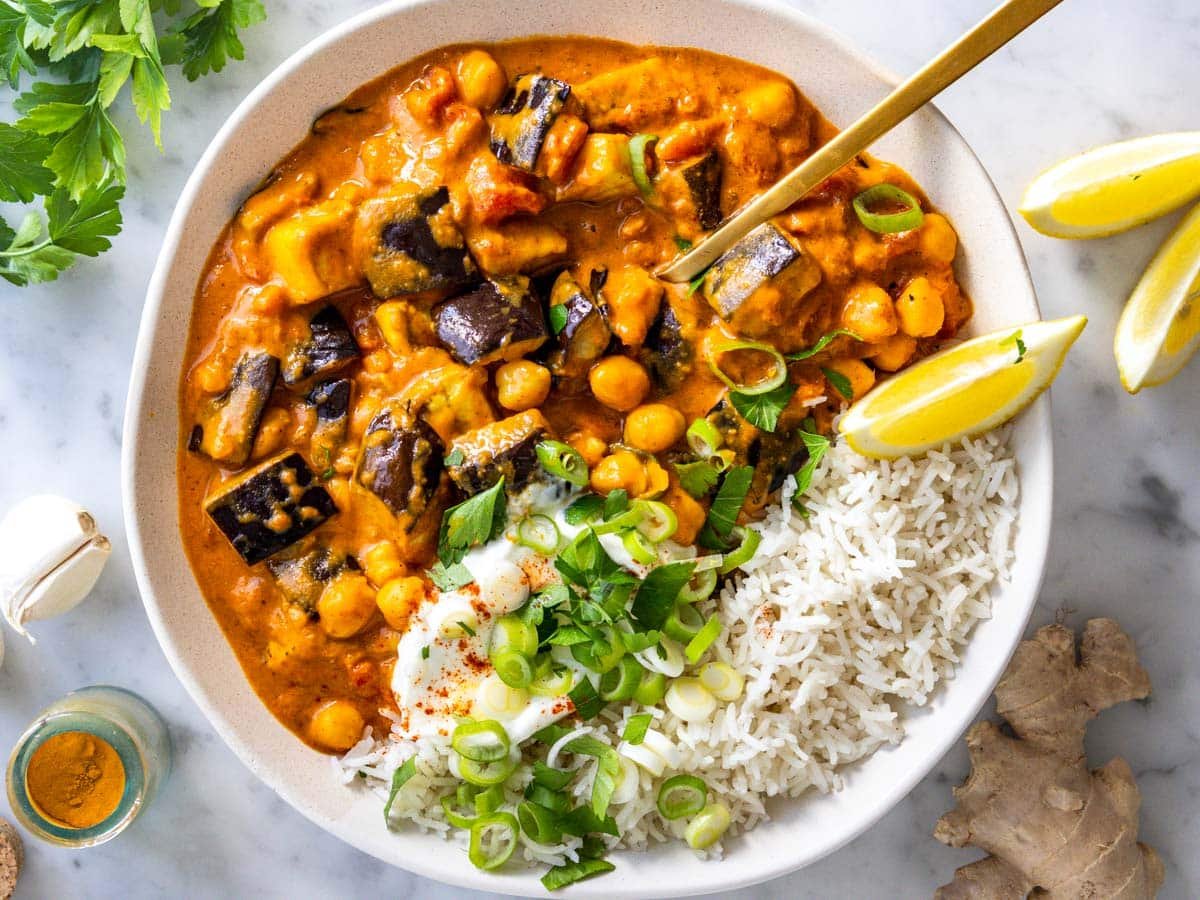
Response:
[934,618,1164,899]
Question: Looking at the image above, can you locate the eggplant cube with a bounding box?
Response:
[489,74,572,172]
[191,350,279,467]
[546,271,611,378]
[204,452,337,565]
[282,306,359,388]
[354,185,477,299]
[308,378,351,474]
[356,409,444,528]
[701,222,821,337]
[434,277,548,366]
[678,149,723,231]
[446,410,551,496]
[267,545,350,614]
[639,299,690,391]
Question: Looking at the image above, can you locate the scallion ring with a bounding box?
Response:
[441,794,477,829]
[633,670,668,706]
[529,666,574,697]
[621,528,658,565]
[707,339,788,396]
[516,514,561,555]
[685,802,732,849]
[475,783,505,816]
[686,418,722,457]
[490,615,538,658]
[517,801,564,845]
[524,783,571,814]
[571,634,626,674]
[719,526,761,574]
[591,505,645,536]
[628,133,658,199]
[459,752,519,787]
[491,649,534,690]
[633,500,678,543]
[656,774,709,820]
[535,439,589,486]
[852,183,925,234]
[663,602,704,644]
[685,615,722,664]
[699,661,744,701]
[678,567,718,604]
[468,811,520,870]
[451,720,511,763]
[711,449,736,472]
[599,655,644,702]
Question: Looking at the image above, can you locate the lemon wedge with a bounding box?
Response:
[1020,132,1200,239]
[1115,202,1200,393]
[840,316,1086,459]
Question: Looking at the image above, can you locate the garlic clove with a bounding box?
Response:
[0,495,111,643]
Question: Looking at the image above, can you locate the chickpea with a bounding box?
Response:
[870,333,918,372]
[569,433,609,467]
[316,572,377,639]
[824,358,876,400]
[495,360,552,411]
[308,700,365,752]
[920,213,959,264]
[362,348,393,374]
[588,356,650,411]
[362,541,404,587]
[663,486,706,545]
[455,50,507,109]
[895,276,945,338]
[841,283,899,343]
[251,406,292,460]
[623,404,686,454]
[590,449,648,496]
[376,576,426,631]
[738,81,796,129]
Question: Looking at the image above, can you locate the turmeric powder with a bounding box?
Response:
[25,731,125,830]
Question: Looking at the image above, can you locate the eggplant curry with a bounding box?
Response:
[178,37,971,752]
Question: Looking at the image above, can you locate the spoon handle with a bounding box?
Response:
[657,0,1066,282]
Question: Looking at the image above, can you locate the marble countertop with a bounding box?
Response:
[1,0,1197,897]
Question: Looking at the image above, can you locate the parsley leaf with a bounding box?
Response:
[443,448,465,466]
[437,477,507,566]
[174,0,266,81]
[621,713,653,745]
[1002,329,1027,364]
[562,735,621,819]
[567,677,605,720]
[674,460,720,498]
[821,366,854,401]
[541,858,615,891]
[0,182,123,285]
[564,493,604,525]
[673,235,693,252]
[0,124,53,202]
[703,465,754,543]
[631,561,695,630]
[786,328,862,361]
[602,489,629,520]
[790,420,831,518]
[382,757,418,825]
[730,380,796,432]
[548,303,568,334]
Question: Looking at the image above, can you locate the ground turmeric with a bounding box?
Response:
[25,731,125,830]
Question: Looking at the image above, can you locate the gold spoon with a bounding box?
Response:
[656,0,1066,283]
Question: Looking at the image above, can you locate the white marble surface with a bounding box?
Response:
[1,0,1198,897]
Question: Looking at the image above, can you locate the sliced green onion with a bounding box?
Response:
[516,514,561,555]
[529,665,574,697]
[622,713,653,745]
[383,757,418,823]
[712,449,736,472]
[457,782,480,807]
[571,635,626,674]
[459,753,518,787]
[657,774,708,820]
[518,801,564,844]
[686,418,723,457]
[628,133,658,199]
[665,676,717,721]
[633,500,678,543]
[685,615,722,663]
[591,505,645,536]
[492,649,534,689]
[719,526,761,574]
[468,811,519,870]
[599,656,644,702]
[707,339,788,396]
[685,802,731,849]
[532,760,575,791]
[633,670,667,706]
[541,858,616,891]
[699,661,744,701]
[535,439,589,486]
[491,614,539,658]
[475,783,505,816]
[622,529,658,565]
[852,183,925,234]
[663,602,704,643]
[524,782,570,814]
[451,720,510,763]
[441,793,477,828]
[678,567,718,604]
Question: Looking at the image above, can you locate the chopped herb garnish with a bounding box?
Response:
[420,644,430,660]
[1002,329,1027,364]
[457,620,476,637]
[320,467,336,481]
[562,735,621,818]
[444,448,465,466]
[541,858,616,891]
[565,493,605,524]
[602,488,629,520]
[704,465,754,542]
[546,626,592,646]
[557,805,620,837]
[383,757,418,824]
[567,677,605,719]
[786,328,863,361]
[428,560,473,591]
[532,723,571,746]
[631,562,695,630]
[622,713,653,745]
[531,761,575,791]
[437,477,507,565]
[674,235,693,252]
[790,419,831,518]
[821,366,854,401]
[548,303,569,334]
[730,380,797,432]
[674,459,721,498]
[688,265,710,296]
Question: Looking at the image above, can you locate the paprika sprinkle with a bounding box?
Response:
[24,732,126,830]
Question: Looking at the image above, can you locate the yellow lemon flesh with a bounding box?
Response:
[840,316,1087,459]
[1020,132,1200,239]
[1115,201,1200,393]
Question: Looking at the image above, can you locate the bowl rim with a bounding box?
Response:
[122,0,1053,895]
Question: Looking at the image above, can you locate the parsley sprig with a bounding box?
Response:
[0,0,266,286]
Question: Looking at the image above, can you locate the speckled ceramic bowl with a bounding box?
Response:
[123,0,1053,895]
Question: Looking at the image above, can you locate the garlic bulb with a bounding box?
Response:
[0,495,111,643]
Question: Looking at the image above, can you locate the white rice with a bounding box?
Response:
[337,427,1018,861]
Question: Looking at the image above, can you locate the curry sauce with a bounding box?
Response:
[178,37,970,751]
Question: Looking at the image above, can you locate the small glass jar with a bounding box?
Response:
[6,685,171,848]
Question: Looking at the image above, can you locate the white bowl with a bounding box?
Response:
[123,0,1052,895]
